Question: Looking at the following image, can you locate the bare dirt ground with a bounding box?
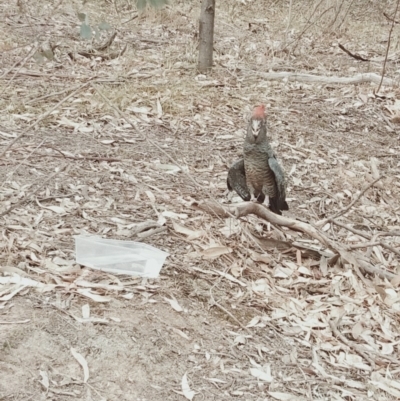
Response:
[1,0,400,400]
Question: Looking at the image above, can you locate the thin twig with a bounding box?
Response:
[383,11,400,24]
[331,220,370,239]
[1,139,44,189]
[377,241,400,258]
[285,0,293,45]
[377,0,400,93]
[331,220,400,258]
[348,241,381,249]
[336,0,356,31]
[0,164,70,218]
[0,44,38,88]
[25,83,89,104]
[317,176,383,227]
[41,145,122,162]
[329,320,376,370]
[338,43,369,61]
[0,83,90,159]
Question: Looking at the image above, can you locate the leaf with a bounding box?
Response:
[128,106,150,114]
[181,373,195,400]
[39,370,49,390]
[80,23,92,40]
[173,328,190,340]
[0,285,29,301]
[71,348,90,383]
[77,288,111,303]
[155,163,180,174]
[162,211,188,220]
[82,303,90,319]
[172,221,203,240]
[250,366,273,382]
[98,21,111,31]
[246,316,261,328]
[44,206,66,214]
[136,0,146,9]
[268,392,303,401]
[33,52,46,64]
[156,97,163,118]
[42,49,54,61]
[77,12,87,22]
[201,246,232,259]
[352,321,364,340]
[149,0,168,7]
[164,297,183,312]
[145,190,156,203]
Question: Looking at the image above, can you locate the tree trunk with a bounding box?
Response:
[197,0,215,73]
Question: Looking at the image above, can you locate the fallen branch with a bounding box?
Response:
[251,71,395,86]
[197,201,397,281]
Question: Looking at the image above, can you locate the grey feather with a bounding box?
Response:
[227,159,265,203]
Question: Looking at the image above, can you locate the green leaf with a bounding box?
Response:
[42,49,54,61]
[98,21,111,31]
[33,51,46,64]
[77,12,87,23]
[80,23,92,40]
[136,0,146,9]
[149,0,168,7]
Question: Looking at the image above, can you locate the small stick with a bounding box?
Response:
[316,176,383,227]
[332,220,400,258]
[41,145,122,162]
[0,164,69,218]
[25,82,89,104]
[331,219,371,239]
[1,139,44,189]
[378,241,400,258]
[329,320,376,370]
[383,11,400,24]
[95,32,117,51]
[0,44,38,85]
[348,241,381,249]
[209,289,251,334]
[377,0,400,93]
[0,83,90,159]
[338,43,369,61]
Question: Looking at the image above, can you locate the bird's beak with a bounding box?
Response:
[251,120,261,137]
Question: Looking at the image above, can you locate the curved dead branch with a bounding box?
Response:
[253,71,395,86]
[197,201,397,282]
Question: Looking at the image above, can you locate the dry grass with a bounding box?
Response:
[1,0,400,400]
